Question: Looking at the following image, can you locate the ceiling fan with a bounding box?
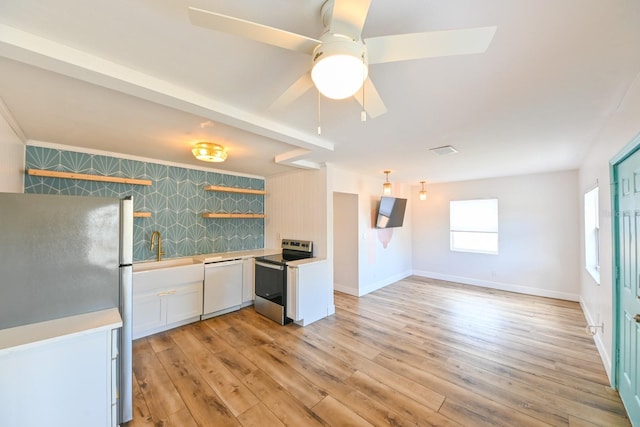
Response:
[188,0,496,119]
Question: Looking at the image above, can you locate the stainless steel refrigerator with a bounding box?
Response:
[0,192,133,424]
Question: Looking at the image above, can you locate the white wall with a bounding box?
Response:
[0,109,25,193]
[578,76,640,381]
[265,167,334,314]
[265,168,329,257]
[330,166,413,296]
[412,170,580,301]
[333,192,359,295]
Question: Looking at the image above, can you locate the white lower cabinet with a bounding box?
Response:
[242,257,255,306]
[133,281,203,339]
[166,282,204,324]
[133,255,257,332]
[0,309,121,427]
[286,259,332,326]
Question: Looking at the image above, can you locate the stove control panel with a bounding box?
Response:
[281,239,313,253]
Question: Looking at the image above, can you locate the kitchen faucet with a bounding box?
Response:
[150,231,165,261]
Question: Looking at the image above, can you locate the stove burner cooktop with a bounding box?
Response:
[257,239,314,265]
[258,254,288,264]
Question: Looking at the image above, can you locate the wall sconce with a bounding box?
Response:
[192,142,227,162]
[419,181,427,201]
[382,170,392,195]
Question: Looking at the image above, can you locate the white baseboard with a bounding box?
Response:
[412,270,580,302]
[579,297,612,383]
[358,270,413,296]
[333,282,359,296]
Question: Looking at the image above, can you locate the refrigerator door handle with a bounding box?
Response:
[118,196,134,424]
[120,197,133,266]
[118,264,133,424]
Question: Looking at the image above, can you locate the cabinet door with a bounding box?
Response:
[0,327,115,427]
[166,281,203,324]
[132,292,165,339]
[242,258,255,303]
[287,260,330,326]
[286,266,299,321]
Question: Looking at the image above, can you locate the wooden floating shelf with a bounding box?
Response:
[133,212,151,218]
[204,185,266,195]
[202,213,266,219]
[28,169,152,186]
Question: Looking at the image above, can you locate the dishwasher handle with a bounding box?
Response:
[255,261,285,271]
[205,258,242,268]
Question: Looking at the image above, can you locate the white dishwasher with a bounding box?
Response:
[202,259,243,319]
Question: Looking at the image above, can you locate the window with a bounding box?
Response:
[584,186,600,284]
[450,199,499,254]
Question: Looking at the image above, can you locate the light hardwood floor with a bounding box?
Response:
[124,276,631,426]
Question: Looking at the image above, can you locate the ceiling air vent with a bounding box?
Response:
[429,145,458,156]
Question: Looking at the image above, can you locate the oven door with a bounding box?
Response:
[254,260,286,305]
[254,260,290,324]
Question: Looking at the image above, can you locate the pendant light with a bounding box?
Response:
[382,170,392,195]
[419,181,427,201]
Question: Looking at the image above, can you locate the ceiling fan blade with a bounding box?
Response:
[269,72,314,110]
[187,7,319,54]
[353,78,387,118]
[366,26,497,64]
[329,0,372,37]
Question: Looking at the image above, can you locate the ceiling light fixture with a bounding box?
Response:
[311,34,368,100]
[419,181,427,201]
[382,170,392,195]
[192,142,227,162]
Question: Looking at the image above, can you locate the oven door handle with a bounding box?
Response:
[255,261,285,271]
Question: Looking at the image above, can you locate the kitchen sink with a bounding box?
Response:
[133,257,204,290]
[133,257,202,272]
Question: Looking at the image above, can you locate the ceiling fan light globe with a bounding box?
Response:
[311,35,368,100]
[312,54,367,99]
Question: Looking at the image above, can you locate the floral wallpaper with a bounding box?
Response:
[24,146,265,262]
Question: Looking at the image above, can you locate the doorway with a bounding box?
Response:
[612,134,640,425]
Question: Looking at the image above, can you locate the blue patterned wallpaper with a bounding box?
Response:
[24,146,265,262]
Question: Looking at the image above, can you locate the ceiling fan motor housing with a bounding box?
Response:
[311,33,369,99]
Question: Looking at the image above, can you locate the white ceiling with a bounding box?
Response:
[0,0,639,184]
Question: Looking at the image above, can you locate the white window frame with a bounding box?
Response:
[584,186,600,284]
[450,198,499,255]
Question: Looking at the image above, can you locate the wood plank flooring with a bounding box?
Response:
[123,276,631,426]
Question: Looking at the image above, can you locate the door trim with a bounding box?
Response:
[610,131,640,390]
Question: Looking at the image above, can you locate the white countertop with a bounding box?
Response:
[133,248,288,268]
[0,308,122,355]
[197,248,281,263]
[287,257,327,267]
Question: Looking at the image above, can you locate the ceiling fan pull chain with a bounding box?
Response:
[317,90,322,135]
[361,51,367,122]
